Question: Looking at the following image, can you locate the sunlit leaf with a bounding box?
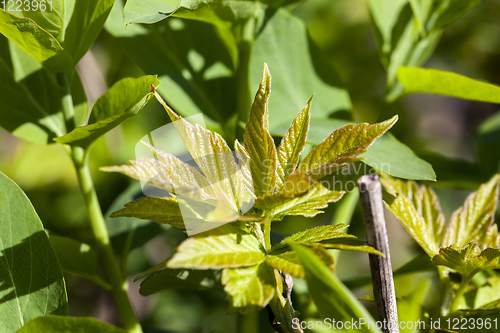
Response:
[244,63,277,196]
[398,67,500,103]
[443,174,500,248]
[0,9,72,73]
[474,277,500,310]
[167,225,265,269]
[289,243,381,333]
[0,172,67,332]
[55,76,159,147]
[275,96,312,190]
[382,175,445,256]
[109,197,185,229]
[222,263,276,312]
[432,242,500,281]
[297,116,398,179]
[266,245,334,278]
[268,182,344,221]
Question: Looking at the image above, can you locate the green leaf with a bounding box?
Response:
[124,0,257,28]
[476,112,500,175]
[361,133,436,180]
[397,67,500,103]
[275,95,312,190]
[266,245,334,278]
[427,0,481,31]
[0,37,87,144]
[48,235,98,279]
[167,225,265,269]
[105,0,238,130]
[443,174,500,248]
[61,0,115,64]
[0,172,67,332]
[16,315,128,333]
[289,243,381,333]
[432,243,500,281]
[110,197,185,229]
[250,9,352,132]
[0,9,72,73]
[382,175,445,256]
[297,116,398,179]
[279,224,351,244]
[221,263,276,312]
[139,268,222,296]
[244,63,277,196]
[474,277,500,310]
[55,76,159,147]
[105,183,172,256]
[267,181,344,220]
[20,0,65,39]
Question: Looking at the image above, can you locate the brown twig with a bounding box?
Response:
[358,174,399,333]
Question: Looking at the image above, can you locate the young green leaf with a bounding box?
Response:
[109,197,186,229]
[244,63,277,196]
[266,245,334,278]
[289,243,382,333]
[167,225,265,269]
[432,242,500,281]
[268,181,344,220]
[275,96,312,190]
[0,9,72,72]
[297,116,398,179]
[397,67,500,104]
[382,175,444,256]
[443,174,500,248]
[0,172,67,332]
[222,263,276,312]
[16,316,128,333]
[55,76,159,147]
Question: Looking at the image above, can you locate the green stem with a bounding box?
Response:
[449,279,468,314]
[72,148,142,333]
[58,73,76,130]
[264,218,272,252]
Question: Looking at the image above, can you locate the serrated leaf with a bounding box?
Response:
[266,245,334,278]
[244,63,277,196]
[268,181,344,220]
[280,224,350,244]
[0,9,73,73]
[48,235,98,279]
[221,263,276,312]
[275,96,312,190]
[443,174,500,248]
[0,172,67,332]
[297,116,398,179]
[431,243,500,281]
[109,197,185,229]
[139,268,222,296]
[382,175,445,256]
[155,92,253,214]
[55,76,159,147]
[167,225,265,269]
[289,243,381,333]
[16,315,128,333]
[254,173,316,211]
[398,67,500,104]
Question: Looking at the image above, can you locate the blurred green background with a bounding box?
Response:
[1,0,500,332]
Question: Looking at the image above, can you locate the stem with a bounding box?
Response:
[449,279,468,314]
[58,73,76,130]
[264,218,272,252]
[72,149,142,333]
[237,307,259,333]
